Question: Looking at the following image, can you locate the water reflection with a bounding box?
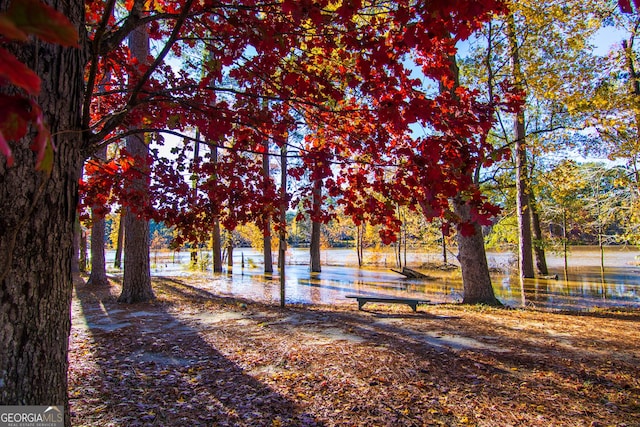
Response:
[105,247,640,311]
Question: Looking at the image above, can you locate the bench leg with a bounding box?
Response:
[409,303,417,312]
[358,300,366,310]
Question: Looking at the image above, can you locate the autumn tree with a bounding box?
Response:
[0,0,83,420]
[460,0,607,278]
[1,0,514,417]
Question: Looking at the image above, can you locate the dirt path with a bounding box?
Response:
[69,276,640,426]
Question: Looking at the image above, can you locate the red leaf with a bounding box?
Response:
[0,15,27,40]
[619,0,633,13]
[0,95,33,140]
[0,47,41,95]
[7,0,79,47]
[459,222,477,237]
[0,130,13,167]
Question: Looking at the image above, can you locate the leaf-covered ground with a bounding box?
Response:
[69,276,640,426]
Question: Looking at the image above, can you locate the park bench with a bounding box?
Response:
[346,295,430,312]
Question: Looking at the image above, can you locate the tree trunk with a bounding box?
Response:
[119,23,153,303]
[453,198,501,306]
[310,179,322,272]
[0,1,85,423]
[87,149,108,286]
[441,222,448,265]
[79,228,88,272]
[227,238,234,268]
[87,214,108,285]
[72,217,81,273]
[113,211,124,269]
[279,143,287,307]
[440,51,497,305]
[211,146,222,272]
[212,222,222,272]
[120,205,153,303]
[356,224,363,267]
[263,151,273,273]
[529,190,549,275]
[562,208,569,280]
[507,13,535,279]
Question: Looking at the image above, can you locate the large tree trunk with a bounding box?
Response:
[439,52,498,305]
[119,23,153,303]
[120,204,153,303]
[310,179,322,272]
[87,149,108,286]
[453,198,501,306]
[507,13,535,279]
[0,1,85,423]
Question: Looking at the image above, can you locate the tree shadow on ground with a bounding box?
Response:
[71,276,640,426]
[70,277,322,427]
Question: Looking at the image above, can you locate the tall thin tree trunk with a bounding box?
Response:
[79,228,88,273]
[119,22,153,303]
[0,1,85,422]
[441,222,448,265]
[356,224,363,267]
[211,146,222,272]
[562,208,569,281]
[507,13,535,279]
[73,217,81,273]
[114,211,124,268]
[227,237,234,268]
[279,143,287,307]
[529,190,548,275]
[263,150,273,273]
[310,179,322,272]
[87,148,108,286]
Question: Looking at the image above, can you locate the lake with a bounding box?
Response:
[105,246,640,311]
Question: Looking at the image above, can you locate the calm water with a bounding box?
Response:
[106,246,640,311]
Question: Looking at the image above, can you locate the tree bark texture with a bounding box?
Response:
[310,179,322,273]
[114,211,124,268]
[279,143,287,306]
[119,22,153,303]
[72,218,81,273]
[263,151,273,273]
[87,148,108,286]
[529,191,549,275]
[0,1,85,424]
[453,198,501,306]
[507,13,535,279]
[87,214,108,285]
[211,146,222,272]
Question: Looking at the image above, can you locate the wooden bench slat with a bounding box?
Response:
[345,295,429,312]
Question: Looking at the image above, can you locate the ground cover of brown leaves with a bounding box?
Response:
[68,276,640,426]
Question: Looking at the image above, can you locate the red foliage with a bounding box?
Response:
[0,0,514,243]
[0,0,78,171]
